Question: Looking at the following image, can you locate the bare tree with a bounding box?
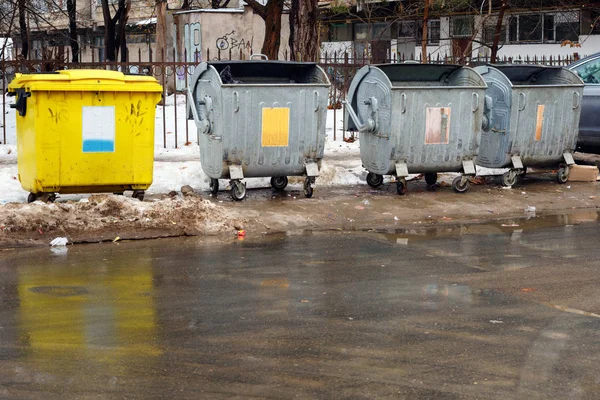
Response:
[66,0,79,62]
[244,0,285,60]
[17,0,28,59]
[101,0,131,62]
[289,0,319,61]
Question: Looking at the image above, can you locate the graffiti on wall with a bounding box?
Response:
[215,30,253,53]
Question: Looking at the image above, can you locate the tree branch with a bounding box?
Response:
[244,0,266,19]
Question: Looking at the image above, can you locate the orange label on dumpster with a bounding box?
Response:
[425,107,451,144]
[535,105,545,141]
[261,107,290,147]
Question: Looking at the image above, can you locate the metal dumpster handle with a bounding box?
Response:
[250,54,269,60]
[187,88,212,134]
[518,92,526,111]
[313,91,320,112]
[233,91,239,112]
[400,93,407,114]
[572,91,581,109]
[343,97,378,133]
[472,92,480,112]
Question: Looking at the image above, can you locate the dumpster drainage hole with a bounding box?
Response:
[29,286,89,297]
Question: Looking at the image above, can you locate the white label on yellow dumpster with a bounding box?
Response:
[82,106,116,152]
[261,107,290,147]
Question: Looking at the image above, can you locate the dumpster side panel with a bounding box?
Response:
[16,94,45,193]
[54,91,157,192]
[510,86,583,167]
[196,68,225,179]
[389,87,484,174]
[219,85,327,178]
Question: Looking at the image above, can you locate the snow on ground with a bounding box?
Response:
[0,93,505,204]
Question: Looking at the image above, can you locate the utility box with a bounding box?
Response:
[8,70,162,202]
[188,60,330,200]
[345,64,487,194]
[474,65,584,186]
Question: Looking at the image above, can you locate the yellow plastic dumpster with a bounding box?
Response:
[8,70,162,202]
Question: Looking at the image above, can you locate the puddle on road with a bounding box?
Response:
[365,210,600,246]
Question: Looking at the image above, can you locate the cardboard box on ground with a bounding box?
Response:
[568,165,599,182]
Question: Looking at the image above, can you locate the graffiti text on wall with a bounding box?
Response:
[215,31,253,53]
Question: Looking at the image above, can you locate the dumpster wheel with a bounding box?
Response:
[557,167,569,184]
[501,171,518,187]
[396,179,407,196]
[366,173,384,188]
[231,181,247,201]
[424,172,438,186]
[209,179,219,195]
[452,176,470,193]
[303,178,315,198]
[132,190,145,201]
[271,176,288,191]
[27,193,38,203]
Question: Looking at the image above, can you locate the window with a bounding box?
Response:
[581,10,600,35]
[428,20,440,44]
[555,12,579,42]
[483,17,506,44]
[573,57,600,84]
[372,23,391,41]
[355,23,369,40]
[507,12,579,44]
[451,16,473,38]
[397,20,440,44]
[518,14,542,41]
[330,24,352,42]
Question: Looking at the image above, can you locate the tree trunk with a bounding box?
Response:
[261,0,284,60]
[490,1,508,63]
[155,0,167,62]
[116,0,130,62]
[67,0,79,62]
[421,0,430,63]
[18,0,28,59]
[289,0,319,62]
[101,0,117,62]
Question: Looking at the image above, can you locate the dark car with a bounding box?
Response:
[568,53,600,152]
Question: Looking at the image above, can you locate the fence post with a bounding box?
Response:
[161,49,167,149]
[173,48,178,148]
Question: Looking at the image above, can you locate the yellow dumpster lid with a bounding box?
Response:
[8,69,163,93]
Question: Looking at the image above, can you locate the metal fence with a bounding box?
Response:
[1,51,581,147]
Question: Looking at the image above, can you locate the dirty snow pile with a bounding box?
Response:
[0,194,243,240]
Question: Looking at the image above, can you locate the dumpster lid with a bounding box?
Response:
[8,70,163,92]
[374,63,466,82]
[485,64,583,86]
[207,61,330,85]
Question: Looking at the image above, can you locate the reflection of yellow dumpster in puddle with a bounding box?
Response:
[18,256,160,376]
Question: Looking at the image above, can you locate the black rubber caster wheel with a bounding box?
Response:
[231,181,246,201]
[557,167,569,184]
[452,176,470,193]
[366,172,384,188]
[209,178,219,195]
[424,172,438,186]
[27,193,37,203]
[303,179,314,198]
[270,176,288,191]
[132,190,145,201]
[396,180,407,195]
[502,171,517,187]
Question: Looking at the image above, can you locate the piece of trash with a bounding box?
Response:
[396,238,408,245]
[237,230,246,238]
[37,228,44,235]
[79,198,89,203]
[566,186,571,189]
[348,317,354,321]
[50,246,68,255]
[489,320,503,324]
[521,287,536,292]
[50,237,68,246]
[394,216,399,221]
[355,205,365,210]
[300,299,309,303]
[171,221,177,225]
[501,223,519,227]
[524,206,536,213]
[113,236,121,243]
[362,199,370,205]
[442,216,452,220]
[501,186,512,190]
[521,192,527,195]
[590,196,597,199]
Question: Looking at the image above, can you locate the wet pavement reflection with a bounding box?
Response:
[1,213,600,398]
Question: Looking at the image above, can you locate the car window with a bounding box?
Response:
[574,58,600,84]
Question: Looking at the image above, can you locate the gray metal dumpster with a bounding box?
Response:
[188,60,330,200]
[345,64,487,194]
[474,65,584,186]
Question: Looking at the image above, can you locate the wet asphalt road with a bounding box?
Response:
[1,214,600,399]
